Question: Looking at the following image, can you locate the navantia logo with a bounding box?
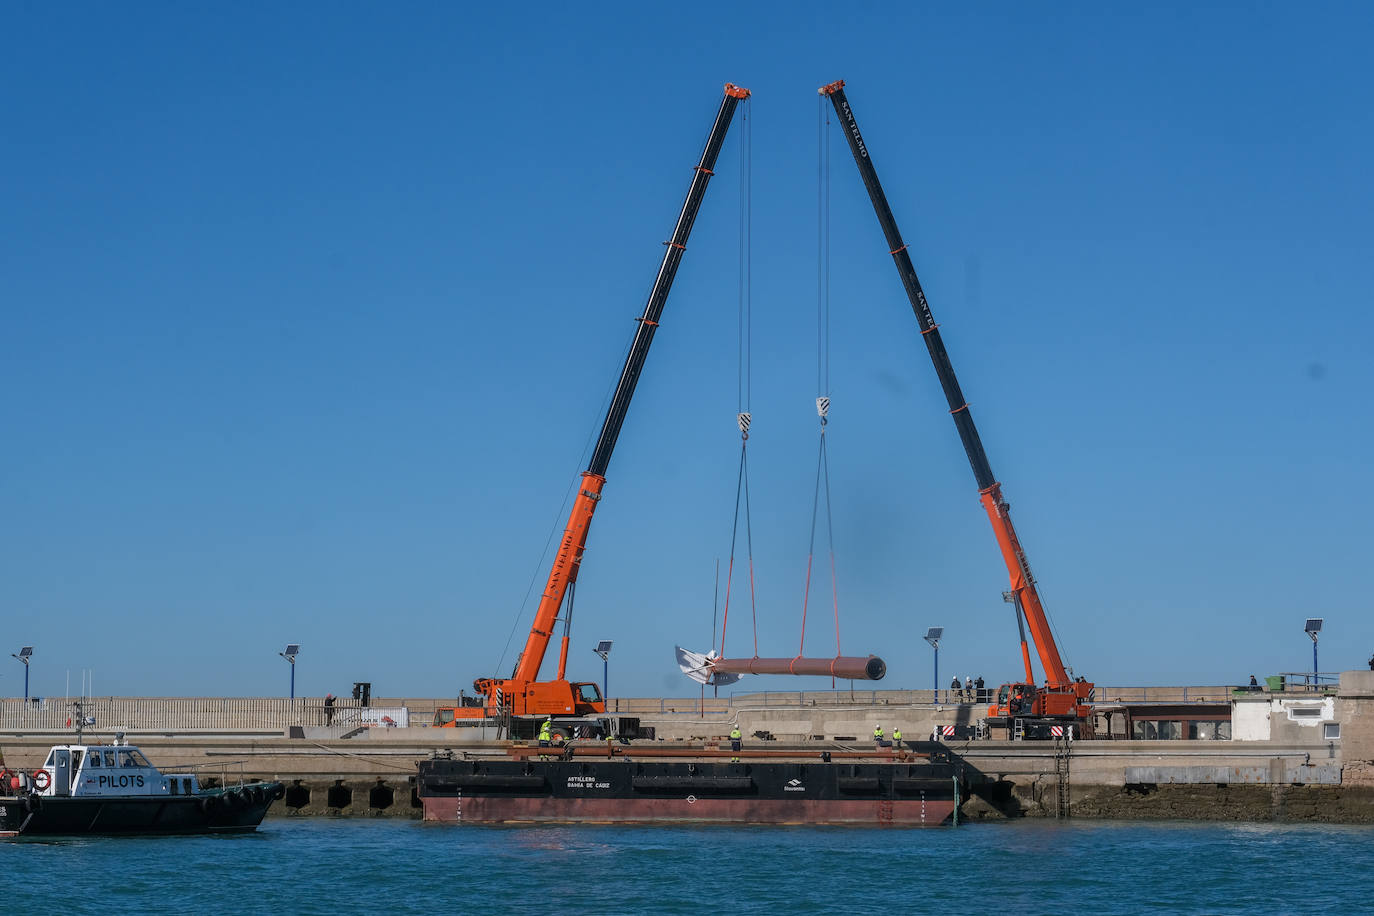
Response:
[840,102,868,158]
[784,778,805,792]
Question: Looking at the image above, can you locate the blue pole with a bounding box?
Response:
[1313,641,1318,682]
[290,663,296,700]
[24,664,29,702]
[603,657,609,701]
[934,646,939,704]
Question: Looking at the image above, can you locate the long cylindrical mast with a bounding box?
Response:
[820,80,1071,689]
[710,655,886,680]
[506,84,750,690]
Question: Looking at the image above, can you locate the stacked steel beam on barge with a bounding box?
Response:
[416,742,961,826]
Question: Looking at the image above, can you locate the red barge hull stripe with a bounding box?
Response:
[422,796,955,826]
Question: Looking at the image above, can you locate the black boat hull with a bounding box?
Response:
[0,783,283,837]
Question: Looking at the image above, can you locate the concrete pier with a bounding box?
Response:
[2,671,1370,822]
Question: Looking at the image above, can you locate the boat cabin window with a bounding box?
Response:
[44,750,56,767]
[103,750,117,767]
[169,779,179,795]
[120,750,146,767]
[182,778,193,794]
[89,752,102,767]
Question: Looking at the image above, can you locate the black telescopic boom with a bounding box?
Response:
[586,84,750,478]
[819,82,996,492]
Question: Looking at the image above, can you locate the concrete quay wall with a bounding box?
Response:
[2,730,1368,823]
[2,672,1370,822]
[0,685,1238,733]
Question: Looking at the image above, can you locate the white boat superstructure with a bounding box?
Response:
[33,735,201,800]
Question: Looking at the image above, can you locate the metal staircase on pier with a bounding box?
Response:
[1053,736,1071,818]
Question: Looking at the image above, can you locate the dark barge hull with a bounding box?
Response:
[417,757,959,827]
[0,783,283,837]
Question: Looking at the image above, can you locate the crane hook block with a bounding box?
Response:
[724,83,752,99]
[816,397,830,419]
[737,412,752,435]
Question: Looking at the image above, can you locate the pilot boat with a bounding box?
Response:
[0,720,284,837]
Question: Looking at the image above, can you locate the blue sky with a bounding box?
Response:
[4,4,1372,699]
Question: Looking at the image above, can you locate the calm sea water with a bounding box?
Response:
[2,818,1369,914]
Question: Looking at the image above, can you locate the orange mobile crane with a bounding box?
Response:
[435,84,751,737]
[820,81,1092,738]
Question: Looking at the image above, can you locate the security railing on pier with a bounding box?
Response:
[605,685,1241,715]
[0,697,379,732]
[1274,672,1340,692]
[0,685,1251,731]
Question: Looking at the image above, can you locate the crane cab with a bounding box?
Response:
[987,680,1096,738]
[990,682,1035,718]
[433,679,606,727]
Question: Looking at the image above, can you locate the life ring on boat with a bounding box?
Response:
[31,769,50,791]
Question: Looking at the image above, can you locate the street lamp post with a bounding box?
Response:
[1305,618,1323,684]
[923,628,943,704]
[593,641,613,702]
[279,644,300,699]
[11,647,33,702]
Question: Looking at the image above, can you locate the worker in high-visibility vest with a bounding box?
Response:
[538,717,552,748]
[729,726,742,762]
[873,724,885,745]
[892,727,903,749]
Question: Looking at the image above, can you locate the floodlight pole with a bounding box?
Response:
[1310,632,1319,682]
[923,632,941,704]
[593,643,612,701]
[280,651,297,699]
[10,651,30,702]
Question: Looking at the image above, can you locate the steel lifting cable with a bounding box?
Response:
[719,97,758,659]
[719,413,757,659]
[799,96,842,662]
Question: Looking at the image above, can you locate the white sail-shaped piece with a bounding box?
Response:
[675,646,742,686]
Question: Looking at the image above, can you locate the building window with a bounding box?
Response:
[1324,723,1341,740]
